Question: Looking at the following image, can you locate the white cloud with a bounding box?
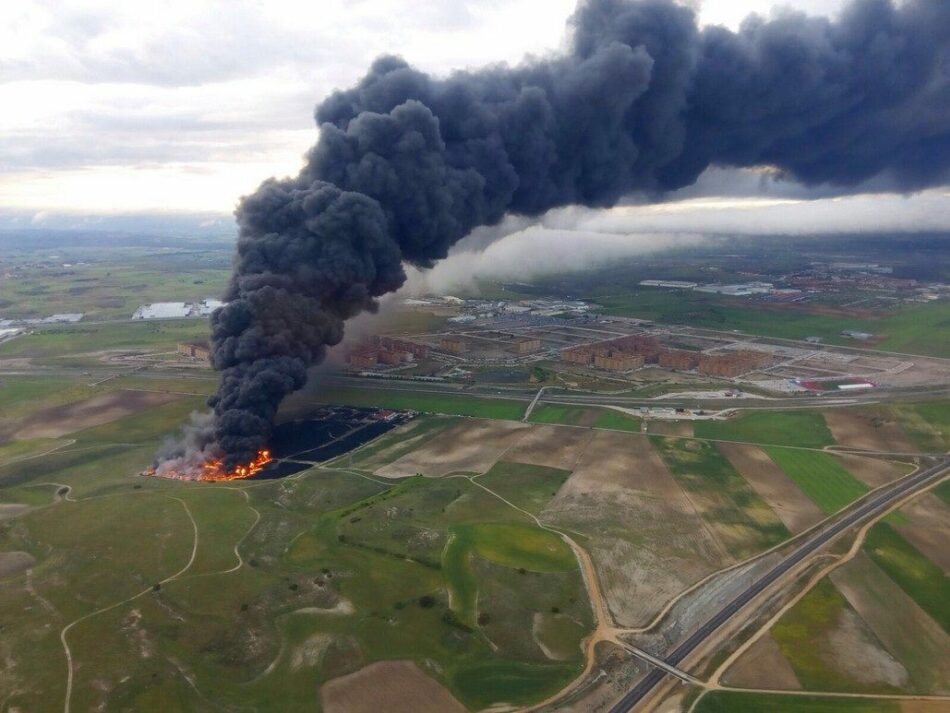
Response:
[0,0,576,214]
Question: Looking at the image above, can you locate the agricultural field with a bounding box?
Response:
[476,461,574,515]
[717,442,824,533]
[527,403,642,432]
[694,410,835,449]
[824,407,922,453]
[528,403,601,426]
[891,401,950,453]
[541,430,731,627]
[771,579,909,692]
[863,523,950,632]
[650,437,789,559]
[725,476,950,699]
[695,691,904,713]
[763,448,871,514]
[591,409,643,432]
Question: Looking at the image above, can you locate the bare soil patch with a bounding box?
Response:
[723,632,801,689]
[718,442,823,533]
[289,633,333,671]
[830,553,948,692]
[375,419,529,477]
[893,493,950,575]
[543,433,727,626]
[0,551,35,578]
[558,431,682,498]
[834,453,909,488]
[320,660,465,713]
[824,409,918,453]
[827,608,908,687]
[504,424,593,471]
[14,390,181,439]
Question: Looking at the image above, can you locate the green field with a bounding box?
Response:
[772,579,895,692]
[651,437,789,558]
[0,249,230,321]
[476,461,572,515]
[0,319,211,362]
[873,302,950,357]
[595,288,950,358]
[864,523,950,632]
[694,410,835,449]
[764,448,870,514]
[463,523,576,572]
[528,403,643,432]
[591,409,642,432]
[935,480,950,506]
[528,403,596,425]
[307,386,527,421]
[892,400,950,452]
[0,453,588,712]
[443,522,577,626]
[0,378,595,712]
[452,658,578,710]
[0,437,68,466]
[695,691,900,713]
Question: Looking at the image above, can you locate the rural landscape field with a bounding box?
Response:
[1,231,948,712]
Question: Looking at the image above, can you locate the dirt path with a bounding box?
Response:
[467,476,620,712]
[0,439,76,469]
[178,488,261,580]
[60,496,199,713]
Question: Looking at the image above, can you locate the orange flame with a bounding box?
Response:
[144,449,273,481]
[201,449,272,481]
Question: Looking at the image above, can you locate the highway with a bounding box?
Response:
[607,458,950,713]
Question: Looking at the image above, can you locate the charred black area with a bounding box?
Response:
[246,406,411,479]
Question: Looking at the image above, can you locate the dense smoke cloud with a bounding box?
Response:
[191,0,949,468]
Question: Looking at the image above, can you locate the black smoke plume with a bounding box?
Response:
[178,0,949,470]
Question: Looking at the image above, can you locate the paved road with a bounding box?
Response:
[607,458,950,713]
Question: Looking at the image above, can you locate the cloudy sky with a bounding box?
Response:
[2,0,946,244]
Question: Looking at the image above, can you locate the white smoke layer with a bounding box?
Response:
[405,226,704,294]
[405,189,950,294]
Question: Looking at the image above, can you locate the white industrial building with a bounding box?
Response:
[132,299,226,320]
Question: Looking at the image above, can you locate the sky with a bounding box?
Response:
[2,0,946,248]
